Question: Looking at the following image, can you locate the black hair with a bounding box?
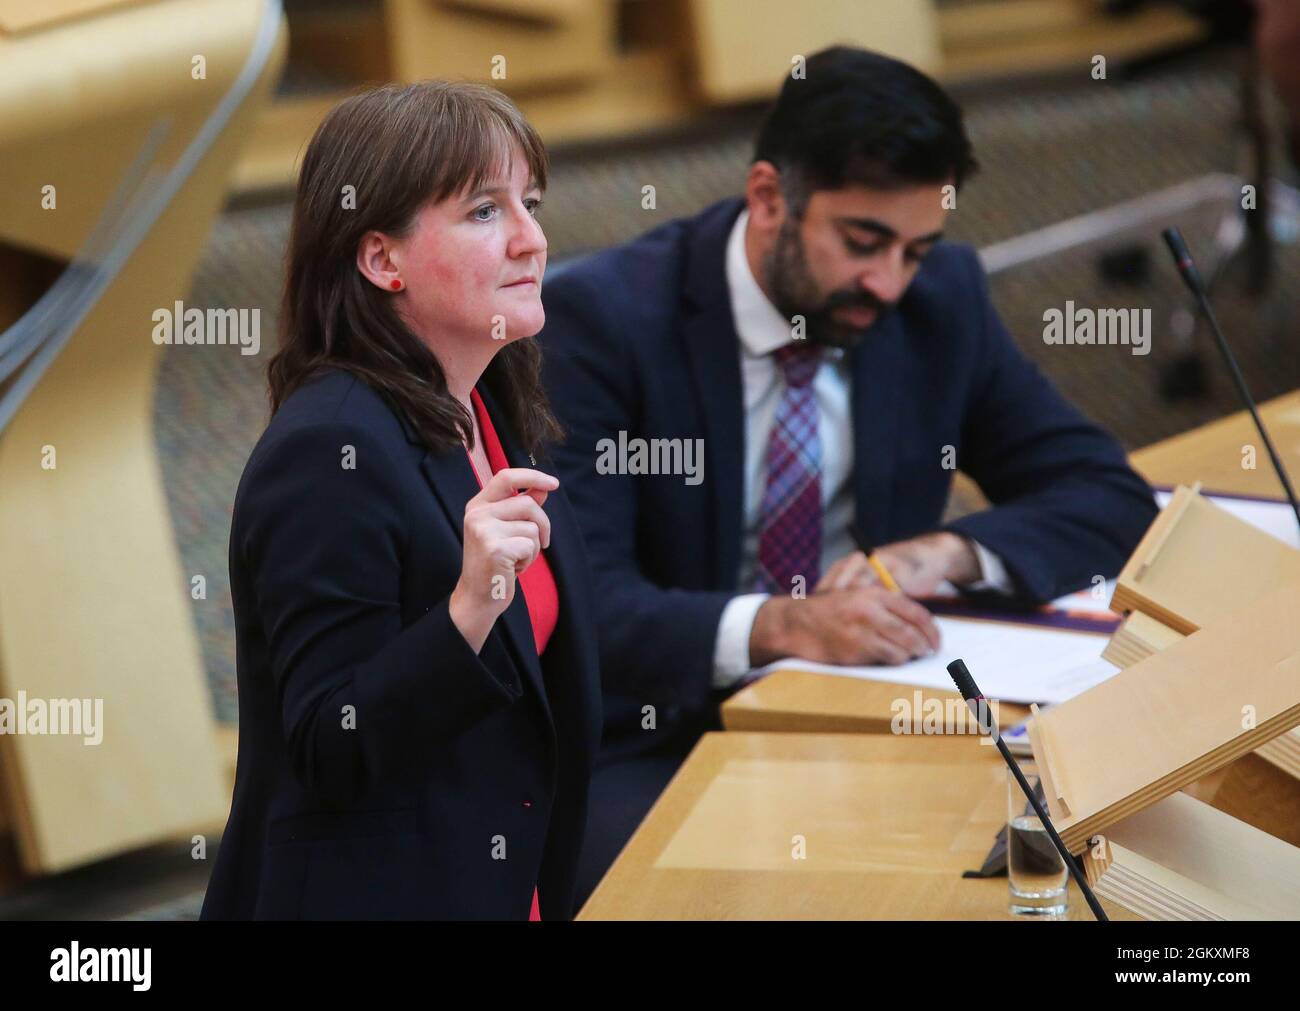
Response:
[753,46,977,209]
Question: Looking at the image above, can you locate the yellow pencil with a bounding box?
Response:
[850,523,901,592]
[866,552,901,593]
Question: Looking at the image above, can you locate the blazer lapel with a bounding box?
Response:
[680,198,747,590]
[849,311,906,548]
[469,386,557,725]
[478,385,601,772]
[402,402,554,730]
[416,445,480,549]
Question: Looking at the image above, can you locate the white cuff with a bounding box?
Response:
[964,539,1015,595]
[711,593,770,688]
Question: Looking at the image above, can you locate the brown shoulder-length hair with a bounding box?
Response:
[267,80,563,454]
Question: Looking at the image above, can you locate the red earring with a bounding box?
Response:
[390,279,403,291]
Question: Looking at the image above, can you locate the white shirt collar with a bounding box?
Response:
[725,208,803,358]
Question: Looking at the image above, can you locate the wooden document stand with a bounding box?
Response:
[1027,575,1300,855]
[1083,792,1300,920]
[1108,484,1300,642]
[1104,485,1300,782]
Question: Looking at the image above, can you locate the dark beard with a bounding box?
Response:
[763,215,892,350]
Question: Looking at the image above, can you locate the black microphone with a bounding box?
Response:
[1162,227,1203,294]
[946,658,1110,922]
[1161,227,1300,534]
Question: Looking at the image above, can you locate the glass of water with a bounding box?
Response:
[1007,762,1068,917]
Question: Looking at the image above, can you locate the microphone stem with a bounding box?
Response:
[949,662,1109,920]
[1193,288,1300,532]
[997,730,1110,922]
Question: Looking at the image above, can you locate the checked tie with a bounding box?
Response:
[753,342,824,595]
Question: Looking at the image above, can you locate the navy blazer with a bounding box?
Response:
[539,196,1157,762]
[200,368,601,920]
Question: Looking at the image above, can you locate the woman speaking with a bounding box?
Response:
[200,81,601,920]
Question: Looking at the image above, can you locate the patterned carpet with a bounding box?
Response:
[154,53,1300,731]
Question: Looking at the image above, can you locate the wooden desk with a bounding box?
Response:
[588,392,1300,918]
[723,389,1300,736]
[722,667,1030,734]
[1130,389,1300,497]
[578,732,1135,920]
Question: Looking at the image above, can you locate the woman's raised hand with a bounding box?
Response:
[449,468,558,653]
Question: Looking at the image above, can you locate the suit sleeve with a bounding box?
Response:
[237,421,522,807]
[541,271,734,714]
[943,251,1159,602]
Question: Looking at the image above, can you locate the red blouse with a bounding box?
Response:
[467,389,559,654]
[466,388,558,921]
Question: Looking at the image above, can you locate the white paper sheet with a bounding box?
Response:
[756,490,1298,705]
[1047,580,1116,615]
[756,617,1118,705]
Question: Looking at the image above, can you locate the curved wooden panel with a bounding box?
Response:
[0,0,286,875]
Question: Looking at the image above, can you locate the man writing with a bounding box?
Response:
[540,47,1158,904]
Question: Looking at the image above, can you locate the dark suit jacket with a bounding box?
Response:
[200,367,601,920]
[539,196,1157,763]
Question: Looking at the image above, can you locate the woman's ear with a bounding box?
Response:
[356,230,403,292]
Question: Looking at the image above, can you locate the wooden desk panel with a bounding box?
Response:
[722,668,1030,736]
[578,732,1134,920]
[0,0,284,876]
[1130,390,1300,496]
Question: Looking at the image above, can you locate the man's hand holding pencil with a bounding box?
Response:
[815,527,982,599]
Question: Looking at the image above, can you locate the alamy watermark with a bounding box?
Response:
[595,431,704,486]
[152,301,260,355]
[1042,301,1151,356]
[50,942,150,990]
[891,690,995,741]
[0,692,103,745]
